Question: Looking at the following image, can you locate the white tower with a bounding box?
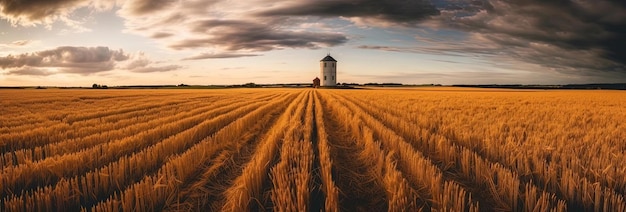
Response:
[320,54,337,86]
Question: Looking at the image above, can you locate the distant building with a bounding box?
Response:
[313,77,320,88]
[320,54,337,86]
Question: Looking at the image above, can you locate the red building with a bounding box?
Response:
[313,77,321,88]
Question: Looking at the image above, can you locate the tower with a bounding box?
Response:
[320,54,337,86]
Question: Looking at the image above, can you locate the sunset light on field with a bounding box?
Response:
[2,1,626,210]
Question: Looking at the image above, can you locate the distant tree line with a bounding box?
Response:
[92,84,108,89]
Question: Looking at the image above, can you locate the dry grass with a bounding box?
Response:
[1,88,625,211]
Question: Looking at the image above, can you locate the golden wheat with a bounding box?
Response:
[1,88,624,211]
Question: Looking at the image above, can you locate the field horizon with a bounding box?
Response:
[2,82,626,91]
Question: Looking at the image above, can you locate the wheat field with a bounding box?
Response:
[1,88,625,211]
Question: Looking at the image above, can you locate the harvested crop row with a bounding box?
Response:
[162,99,285,211]
[320,91,479,211]
[1,92,297,211]
[221,90,310,211]
[311,91,339,212]
[0,91,283,201]
[86,91,301,212]
[0,91,283,169]
[342,89,625,211]
[330,91,563,210]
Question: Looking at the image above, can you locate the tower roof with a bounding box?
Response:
[320,54,337,62]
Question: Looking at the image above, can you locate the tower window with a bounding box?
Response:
[324,63,327,67]
[332,63,334,67]
[324,76,327,80]
[332,76,334,80]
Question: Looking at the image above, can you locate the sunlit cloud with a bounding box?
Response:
[5,67,54,76]
[130,65,181,73]
[122,51,182,73]
[182,53,261,60]
[0,46,128,75]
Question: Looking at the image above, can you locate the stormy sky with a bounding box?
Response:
[0,0,624,86]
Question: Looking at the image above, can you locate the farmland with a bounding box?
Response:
[1,88,625,211]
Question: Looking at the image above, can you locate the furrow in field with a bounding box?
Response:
[0,90,280,154]
[0,114,52,134]
[0,99,206,168]
[318,91,389,211]
[332,92,521,209]
[220,90,309,211]
[0,92,283,169]
[268,91,316,212]
[86,90,301,212]
[0,98,190,154]
[344,91,624,211]
[321,90,481,211]
[2,91,298,211]
[330,91,546,211]
[0,93,278,199]
[162,95,286,211]
[311,91,340,212]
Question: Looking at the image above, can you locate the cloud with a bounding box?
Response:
[130,65,181,73]
[124,58,151,70]
[0,40,35,48]
[259,0,440,25]
[116,0,350,53]
[358,32,503,57]
[0,0,102,28]
[112,0,435,54]
[0,46,129,75]
[182,53,261,60]
[0,47,182,75]
[150,32,174,39]
[4,0,623,82]
[9,40,31,46]
[131,0,436,52]
[166,19,349,51]
[123,52,182,73]
[425,0,626,77]
[5,67,53,76]
[0,0,118,32]
[119,0,177,16]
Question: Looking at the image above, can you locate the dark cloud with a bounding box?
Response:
[182,53,261,60]
[0,46,128,75]
[150,32,174,39]
[259,0,440,24]
[0,0,90,25]
[360,33,626,80]
[169,19,348,51]
[432,0,626,76]
[121,0,177,15]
